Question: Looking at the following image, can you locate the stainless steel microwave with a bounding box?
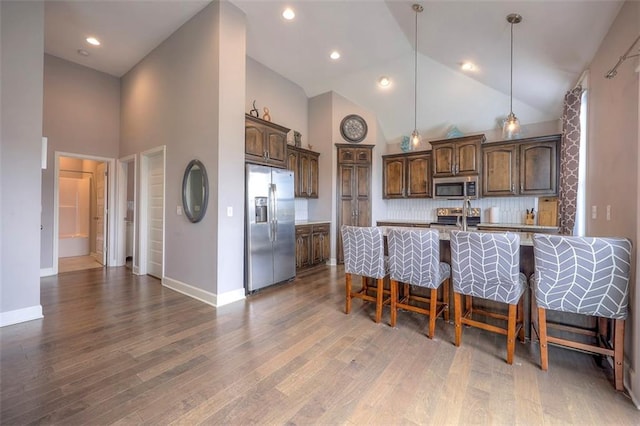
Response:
[432,176,479,199]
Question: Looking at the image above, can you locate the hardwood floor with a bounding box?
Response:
[1,266,637,424]
[58,255,103,273]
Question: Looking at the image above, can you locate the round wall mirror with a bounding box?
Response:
[182,159,209,223]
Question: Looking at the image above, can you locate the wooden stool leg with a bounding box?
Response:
[390,279,398,327]
[443,278,450,322]
[538,307,549,371]
[428,288,437,339]
[362,276,368,293]
[375,278,383,323]
[506,303,516,365]
[465,295,473,316]
[403,283,410,301]
[345,273,352,314]
[454,292,462,347]
[614,319,625,391]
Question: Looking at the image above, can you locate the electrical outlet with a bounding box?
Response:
[606,205,611,221]
[591,205,597,219]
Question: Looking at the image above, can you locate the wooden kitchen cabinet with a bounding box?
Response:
[287,145,320,198]
[382,151,432,199]
[336,144,373,264]
[482,134,559,197]
[430,134,485,178]
[296,223,330,270]
[245,114,289,168]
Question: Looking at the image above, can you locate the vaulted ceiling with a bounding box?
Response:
[44,0,623,141]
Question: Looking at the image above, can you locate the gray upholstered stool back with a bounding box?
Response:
[450,231,525,304]
[532,234,632,319]
[387,228,450,289]
[341,226,386,279]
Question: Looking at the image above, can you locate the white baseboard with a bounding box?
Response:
[40,267,55,277]
[133,265,141,275]
[216,288,246,306]
[162,276,245,307]
[0,305,43,327]
[327,258,337,266]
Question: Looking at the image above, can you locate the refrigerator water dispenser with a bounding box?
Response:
[254,196,268,223]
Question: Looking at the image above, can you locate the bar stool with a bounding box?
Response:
[387,228,450,339]
[531,234,632,391]
[450,230,526,364]
[341,225,390,323]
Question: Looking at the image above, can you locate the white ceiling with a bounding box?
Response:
[44,0,623,141]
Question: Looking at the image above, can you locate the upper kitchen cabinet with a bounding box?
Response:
[245,114,289,168]
[482,134,560,197]
[287,145,320,198]
[430,134,485,178]
[382,151,432,199]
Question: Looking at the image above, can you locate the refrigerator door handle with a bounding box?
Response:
[272,183,278,241]
[267,184,274,242]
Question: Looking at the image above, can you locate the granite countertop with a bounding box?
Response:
[376,219,433,226]
[295,220,331,226]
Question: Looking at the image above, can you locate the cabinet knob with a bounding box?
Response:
[511,183,515,193]
[520,183,524,193]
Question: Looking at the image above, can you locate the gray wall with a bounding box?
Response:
[41,54,120,269]
[120,1,246,297]
[0,1,44,320]
[586,0,639,402]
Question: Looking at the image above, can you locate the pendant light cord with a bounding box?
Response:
[509,20,514,115]
[414,7,418,131]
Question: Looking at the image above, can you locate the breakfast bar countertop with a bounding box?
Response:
[477,222,560,232]
[295,220,331,226]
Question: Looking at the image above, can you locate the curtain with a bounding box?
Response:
[558,86,583,235]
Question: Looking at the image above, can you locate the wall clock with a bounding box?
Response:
[340,114,368,143]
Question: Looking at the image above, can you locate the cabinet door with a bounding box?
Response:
[520,141,558,196]
[382,157,405,199]
[457,141,480,175]
[296,226,312,269]
[321,230,330,262]
[266,130,287,167]
[308,153,319,198]
[406,154,431,198]
[432,143,455,177]
[245,124,265,160]
[483,144,517,196]
[287,148,300,197]
[298,152,310,197]
[311,224,330,265]
[355,165,371,227]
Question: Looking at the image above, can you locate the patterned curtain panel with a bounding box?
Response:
[558,86,584,235]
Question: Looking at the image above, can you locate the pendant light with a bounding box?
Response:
[502,13,522,140]
[410,3,423,149]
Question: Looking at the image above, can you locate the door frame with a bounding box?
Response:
[116,154,137,267]
[53,151,116,275]
[138,146,166,277]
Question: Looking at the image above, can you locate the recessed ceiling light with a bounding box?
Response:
[461,62,476,71]
[378,76,391,88]
[86,37,101,46]
[77,49,90,57]
[282,8,295,20]
[330,51,341,60]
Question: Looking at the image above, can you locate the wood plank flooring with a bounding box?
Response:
[1,266,638,424]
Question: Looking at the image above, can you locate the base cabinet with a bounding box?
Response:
[296,223,330,270]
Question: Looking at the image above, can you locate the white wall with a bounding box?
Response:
[120,1,246,305]
[41,54,121,270]
[246,57,308,145]
[586,0,639,404]
[0,1,44,326]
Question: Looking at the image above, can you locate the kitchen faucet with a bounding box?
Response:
[458,196,473,231]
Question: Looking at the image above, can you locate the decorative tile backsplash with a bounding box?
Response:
[384,197,540,224]
[295,198,308,221]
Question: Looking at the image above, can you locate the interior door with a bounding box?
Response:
[147,152,164,279]
[95,162,107,265]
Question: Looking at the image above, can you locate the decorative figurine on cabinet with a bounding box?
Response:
[249,100,259,118]
[263,107,272,122]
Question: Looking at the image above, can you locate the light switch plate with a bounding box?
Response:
[177,205,182,215]
[606,205,611,221]
[227,206,233,217]
[591,205,597,219]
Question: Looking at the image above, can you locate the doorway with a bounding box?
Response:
[53,152,116,274]
[116,155,137,270]
[139,146,165,279]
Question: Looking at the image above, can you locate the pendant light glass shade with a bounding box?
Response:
[410,4,423,150]
[502,13,522,140]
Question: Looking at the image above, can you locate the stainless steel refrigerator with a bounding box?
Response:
[245,164,296,292]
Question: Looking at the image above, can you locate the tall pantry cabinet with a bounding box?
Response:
[335,144,373,264]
